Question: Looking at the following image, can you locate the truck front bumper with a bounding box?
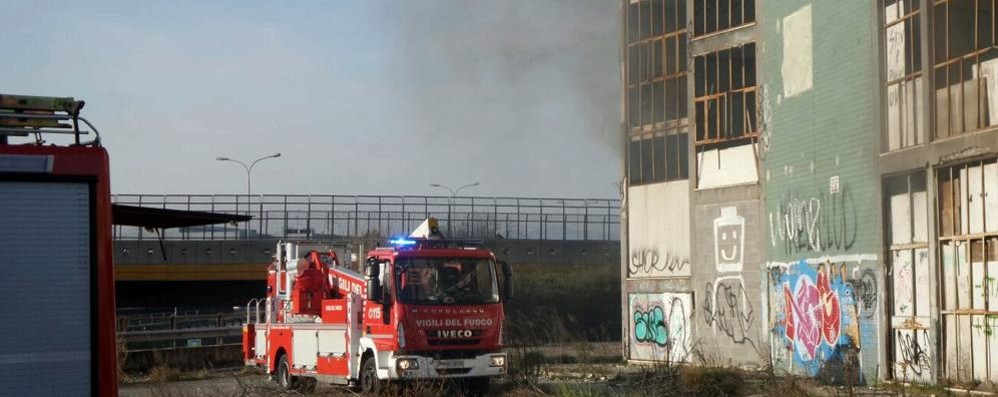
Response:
[386,352,507,380]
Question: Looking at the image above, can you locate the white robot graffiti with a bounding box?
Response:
[714,206,745,273]
[706,207,755,344]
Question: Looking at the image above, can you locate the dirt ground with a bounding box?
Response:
[118,363,976,397]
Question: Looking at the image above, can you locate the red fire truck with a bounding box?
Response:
[0,94,118,396]
[243,219,513,395]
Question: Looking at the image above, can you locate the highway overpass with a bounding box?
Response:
[112,194,620,307]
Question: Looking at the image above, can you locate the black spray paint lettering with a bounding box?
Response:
[847,269,878,319]
[628,248,689,276]
[769,189,857,255]
[703,279,756,348]
[897,330,930,376]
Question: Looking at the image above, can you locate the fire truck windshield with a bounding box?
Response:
[395,257,499,305]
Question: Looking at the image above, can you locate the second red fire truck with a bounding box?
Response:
[243,218,513,395]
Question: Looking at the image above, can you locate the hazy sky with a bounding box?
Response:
[3,1,621,198]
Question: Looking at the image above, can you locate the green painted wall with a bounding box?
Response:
[761,0,882,383]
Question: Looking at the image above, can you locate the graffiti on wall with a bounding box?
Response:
[895,328,930,377]
[629,293,692,362]
[768,190,857,256]
[757,85,773,159]
[847,268,878,319]
[771,260,865,376]
[627,182,691,278]
[704,207,758,347]
[704,279,756,347]
[893,250,914,316]
[714,207,745,274]
[628,247,689,277]
[972,315,998,337]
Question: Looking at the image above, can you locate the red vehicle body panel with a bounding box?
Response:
[0,144,118,396]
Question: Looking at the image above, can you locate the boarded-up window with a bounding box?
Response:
[626,0,690,186]
[885,172,932,382]
[883,0,924,151]
[932,0,998,140]
[938,158,998,383]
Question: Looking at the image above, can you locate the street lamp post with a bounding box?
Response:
[429,182,479,237]
[215,153,282,197]
[216,153,281,238]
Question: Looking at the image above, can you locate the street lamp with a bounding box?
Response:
[429,182,479,237]
[429,182,480,197]
[216,153,281,196]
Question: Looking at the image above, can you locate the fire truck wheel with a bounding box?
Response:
[276,354,299,391]
[360,356,382,394]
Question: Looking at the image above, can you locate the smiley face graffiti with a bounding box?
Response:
[714,207,746,273]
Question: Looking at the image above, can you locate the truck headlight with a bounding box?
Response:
[489,355,506,367]
[396,358,419,371]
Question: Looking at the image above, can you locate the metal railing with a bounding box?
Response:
[119,327,242,352]
[112,194,620,241]
[118,309,245,352]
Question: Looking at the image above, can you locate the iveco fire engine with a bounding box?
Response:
[243,218,513,395]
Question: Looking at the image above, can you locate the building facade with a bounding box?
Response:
[621,0,998,386]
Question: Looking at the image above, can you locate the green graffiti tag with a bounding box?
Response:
[634,306,668,347]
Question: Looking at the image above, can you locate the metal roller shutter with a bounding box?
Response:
[0,181,92,395]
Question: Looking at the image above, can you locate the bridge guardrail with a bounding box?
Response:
[119,326,242,352]
[118,310,246,351]
[112,194,621,241]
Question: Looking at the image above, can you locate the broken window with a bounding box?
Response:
[693,0,755,37]
[692,43,759,189]
[628,133,689,185]
[884,172,931,382]
[626,0,690,186]
[937,158,998,382]
[882,0,924,151]
[932,0,998,140]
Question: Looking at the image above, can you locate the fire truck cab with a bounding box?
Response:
[244,219,513,395]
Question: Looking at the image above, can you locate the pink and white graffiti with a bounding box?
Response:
[782,267,842,361]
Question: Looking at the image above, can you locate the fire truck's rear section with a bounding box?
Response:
[0,95,118,396]
[243,219,513,395]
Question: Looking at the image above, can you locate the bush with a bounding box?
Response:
[681,366,744,397]
[146,366,181,383]
[506,267,620,343]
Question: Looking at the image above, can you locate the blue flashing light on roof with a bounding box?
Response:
[389,238,417,247]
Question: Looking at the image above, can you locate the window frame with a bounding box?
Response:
[626,0,691,186]
[693,0,756,37]
[692,43,759,149]
[930,0,998,140]
[882,0,926,151]
[935,158,998,381]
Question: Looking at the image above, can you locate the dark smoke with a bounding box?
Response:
[384,0,622,158]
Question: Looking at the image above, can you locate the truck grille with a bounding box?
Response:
[427,338,480,346]
[437,368,473,376]
[410,349,488,360]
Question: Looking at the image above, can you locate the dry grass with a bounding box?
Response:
[146,366,182,383]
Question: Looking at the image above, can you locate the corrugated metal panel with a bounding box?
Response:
[0,181,91,395]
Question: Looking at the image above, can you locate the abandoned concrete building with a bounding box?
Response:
[620,0,998,385]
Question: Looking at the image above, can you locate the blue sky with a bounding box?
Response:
[2,1,621,198]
